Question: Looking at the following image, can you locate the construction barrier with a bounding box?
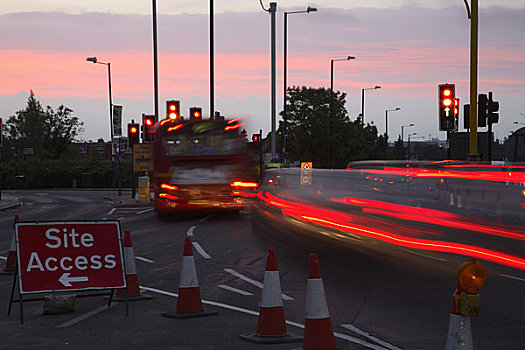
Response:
[240,248,301,344]
[303,253,337,350]
[162,236,217,319]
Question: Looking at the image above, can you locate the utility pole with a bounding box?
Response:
[270,2,277,158]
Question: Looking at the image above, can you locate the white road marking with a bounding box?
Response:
[217,284,254,296]
[499,274,525,283]
[106,208,117,216]
[135,256,155,264]
[136,208,154,215]
[187,226,196,236]
[406,249,447,262]
[192,242,212,259]
[224,268,294,301]
[140,285,388,349]
[342,324,402,350]
[0,255,7,260]
[56,304,114,328]
[199,214,214,222]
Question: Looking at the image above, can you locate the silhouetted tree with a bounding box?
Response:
[6,91,84,159]
[277,86,392,168]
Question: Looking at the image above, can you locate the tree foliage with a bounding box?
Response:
[5,91,84,159]
[278,86,392,168]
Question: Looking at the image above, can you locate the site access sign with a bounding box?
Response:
[15,221,126,294]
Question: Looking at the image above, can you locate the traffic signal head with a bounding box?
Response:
[0,118,2,147]
[166,100,180,120]
[252,134,259,142]
[438,84,455,131]
[142,114,156,142]
[478,93,488,127]
[453,98,459,131]
[189,107,202,120]
[488,92,499,124]
[128,122,140,147]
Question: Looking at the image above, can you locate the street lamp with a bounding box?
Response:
[385,107,401,140]
[361,86,381,125]
[401,123,414,142]
[86,56,115,188]
[330,56,355,168]
[283,5,317,163]
[407,133,424,160]
[514,121,525,125]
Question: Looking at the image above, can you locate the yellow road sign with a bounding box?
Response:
[133,144,154,172]
[300,162,313,185]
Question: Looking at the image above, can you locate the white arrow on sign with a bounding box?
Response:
[59,273,89,287]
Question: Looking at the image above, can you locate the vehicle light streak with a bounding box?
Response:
[332,196,524,241]
[355,167,524,184]
[227,115,251,124]
[159,193,179,201]
[224,122,246,131]
[257,191,525,271]
[167,124,183,132]
[230,181,258,189]
[160,183,178,191]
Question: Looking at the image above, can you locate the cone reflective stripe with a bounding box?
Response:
[114,230,152,301]
[305,278,330,319]
[261,270,283,307]
[2,215,19,273]
[241,248,301,344]
[179,255,199,288]
[303,253,336,350]
[445,314,473,349]
[163,236,216,318]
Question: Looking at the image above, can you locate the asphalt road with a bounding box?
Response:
[0,189,524,349]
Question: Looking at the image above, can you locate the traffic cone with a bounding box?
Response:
[240,248,301,344]
[1,215,19,275]
[161,236,217,319]
[113,230,152,301]
[445,284,473,350]
[302,253,337,350]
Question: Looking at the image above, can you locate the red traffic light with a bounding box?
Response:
[130,126,138,133]
[438,84,455,131]
[252,134,260,142]
[189,107,202,120]
[166,100,180,120]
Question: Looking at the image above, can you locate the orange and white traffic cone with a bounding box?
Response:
[240,248,301,344]
[113,230,152,301]
[303,253,337,350]
[162,236,217,319]
[1,215,19,275]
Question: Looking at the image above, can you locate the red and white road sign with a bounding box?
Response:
[15,221,126,294]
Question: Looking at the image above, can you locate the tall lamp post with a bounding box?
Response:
[401,123,414,142]
[283,5,317,162]
[330,56,355,168]
[86,57,115,188]
[361,86,381,125]
[385,107,401,140]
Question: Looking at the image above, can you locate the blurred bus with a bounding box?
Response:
[153,116,255,216]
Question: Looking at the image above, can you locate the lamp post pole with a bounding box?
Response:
[401,123,414,143]
[283,6,317,163]
[329,56,355,168]
[86,57,115,188]
[385,107,401,141]
[361,86,381,125]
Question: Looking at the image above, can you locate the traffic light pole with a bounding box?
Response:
[259,130,263,178]
[468,0,479,159]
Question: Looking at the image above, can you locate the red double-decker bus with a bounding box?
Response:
[153,116,256,216]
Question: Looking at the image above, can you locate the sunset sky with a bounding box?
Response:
[1,1,524,145]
